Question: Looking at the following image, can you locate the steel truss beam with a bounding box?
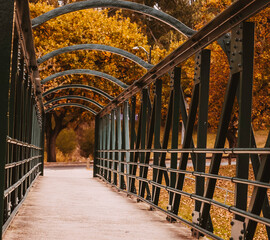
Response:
[41,69,128,89]
[37,44,153,69]
[42,84,113,101]
[98,0,269,118]
[45,103,97,115]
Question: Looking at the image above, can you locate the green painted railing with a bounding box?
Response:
[94,1,270,239]
[0,0,44,238]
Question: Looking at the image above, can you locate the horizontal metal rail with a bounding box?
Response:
[2,171,41,234]
[96,164,270,228]
[5,155,42,169]
[96,173,222,240]
[97,147,270,154]
[4,163,42,198]
[7,136,42,150]
[96,158,270,190]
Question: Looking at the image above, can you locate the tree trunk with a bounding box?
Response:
[45,109,79,162]
[45,112,65,162]
[226,126,238,165]
[46,129,58,162]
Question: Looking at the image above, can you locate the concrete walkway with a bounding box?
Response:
[4,167,194,240]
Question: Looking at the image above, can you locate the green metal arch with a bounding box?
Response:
[37,44,153,69]
[42,84,113,101]
[32,0,196,37]
[45,103,97,115]
[41,69,128,89]
[32,0,229,59]
[44,95,103,109]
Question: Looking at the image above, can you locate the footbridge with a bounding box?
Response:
[0,0,270,239]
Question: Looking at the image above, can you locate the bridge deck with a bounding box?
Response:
[3,166,194,240]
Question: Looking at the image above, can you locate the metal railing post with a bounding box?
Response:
[232,22,255,239]
[40,112,45,176]
[192,49,211,237]
[123,101,130,191]
[94,116,99,177]
[169,67,181,208]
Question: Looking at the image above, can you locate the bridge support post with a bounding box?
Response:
[40,112,45,176]
[94,116,99,177]
[231,22,254,239]
[107,114,112,182]
[128,97,137,193]
[106,114,111,181]
[138,89,147,197]
[192,50,211,238]
[116,107,125,189]
[111,110,117,185]
[168,67,181,222]
[123,101,130,191]
[0,0,15,238]
[151,79,162,204]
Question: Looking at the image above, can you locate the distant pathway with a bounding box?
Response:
[4,166,194,240]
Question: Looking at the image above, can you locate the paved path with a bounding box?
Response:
[4,167,194,240]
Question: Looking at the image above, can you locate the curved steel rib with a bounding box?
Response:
[41,69,128,89]
[42,84,114,101]
[45,102,97,114]
[37,44,153,69]
[44,95,103,109]
[32,0,196,37]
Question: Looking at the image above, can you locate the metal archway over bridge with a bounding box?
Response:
[36,0,197,113]
[32,0,196,37]
[37,44,153,69]
[1,1,270,240]
[41,69,128,89]
[37,0,231,115]
[44,95,103,109]
[42,84,114,101]
[45,103,97,115]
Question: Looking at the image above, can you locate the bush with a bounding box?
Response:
[56,128,77,155]
[78,127,95,158]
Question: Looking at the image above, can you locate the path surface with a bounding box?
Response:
[3,166,194,240]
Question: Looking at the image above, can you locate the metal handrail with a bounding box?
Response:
[5,155,42,169]
[97,147,270,154]
[4,163,42,198]
[6,136,42,150]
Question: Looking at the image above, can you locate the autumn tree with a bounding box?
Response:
[196,1,270,151]
[30,2,166,162]
[110,0,201,49]
[78,127,95,158]
[56,128,77,155]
